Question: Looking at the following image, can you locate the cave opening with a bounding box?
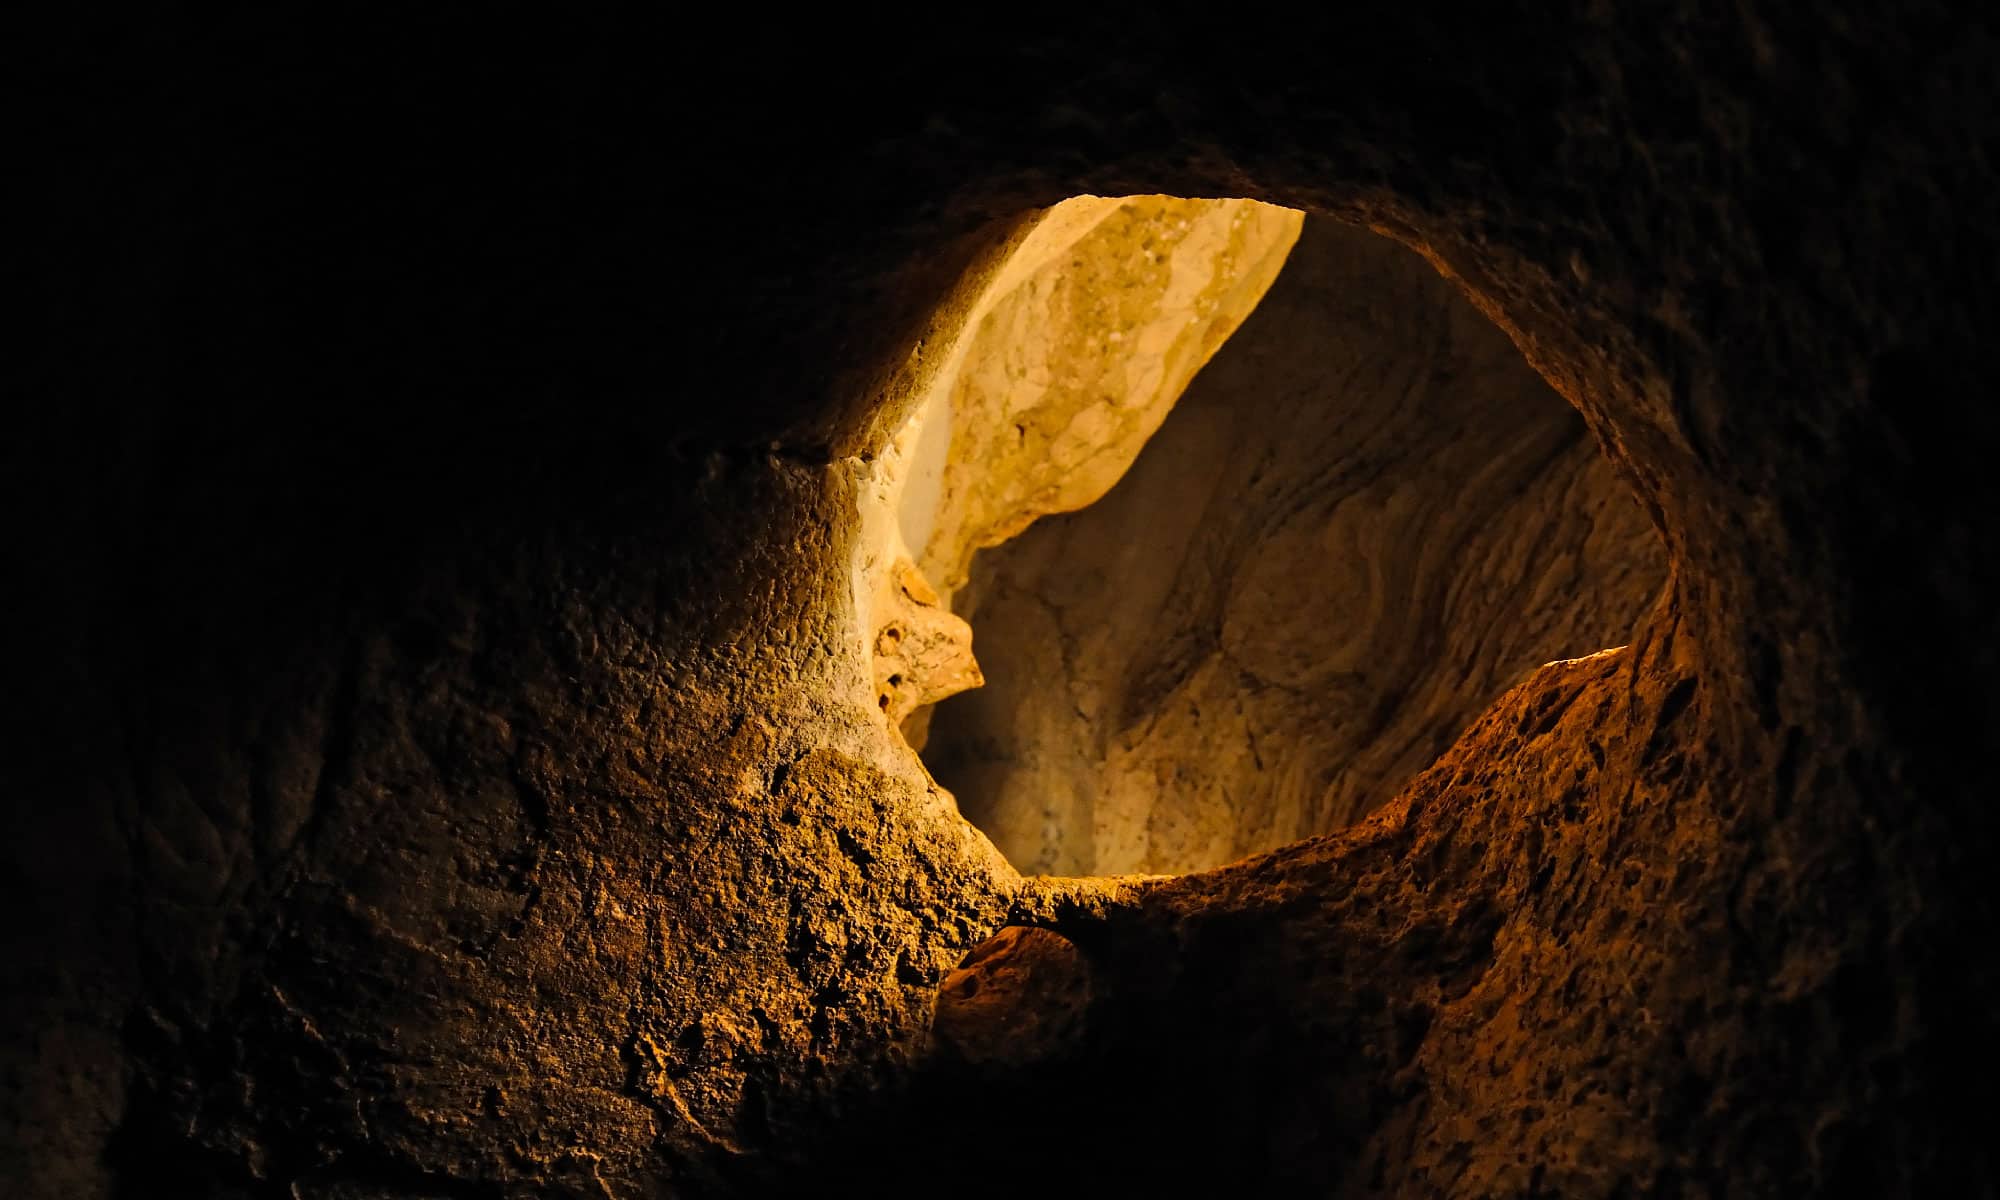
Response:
[859,196,1668,878]
[19,18,1999,1193]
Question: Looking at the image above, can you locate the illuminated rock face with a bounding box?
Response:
[922,219,1666,875]
[908,195,1302,598]
[854,195,1302,749]
[870,558,981,725]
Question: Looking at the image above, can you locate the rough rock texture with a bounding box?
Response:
[11,9,2000,1199]
[869,557,982,725]
[851,194,1298,750]
[924,218,1666,874]
[905,195,1301,597]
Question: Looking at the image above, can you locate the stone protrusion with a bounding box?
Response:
[912,196,1305,597]
[854,194,1302,747]
[872,558,982,726]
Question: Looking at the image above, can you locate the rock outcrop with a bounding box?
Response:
[869,557,981,725]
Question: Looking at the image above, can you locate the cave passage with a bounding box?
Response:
[24,21,2000,1195]
[856,197,1666,878]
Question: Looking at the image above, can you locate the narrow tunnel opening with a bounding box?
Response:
[861,196,1666,878]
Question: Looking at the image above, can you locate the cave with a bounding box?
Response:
[11,11,2000,1199]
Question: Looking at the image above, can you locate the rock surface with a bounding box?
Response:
[10,10,2000,1198]
[906,195,1301,598]
[923,218,1666,874]
[855,194,1300,750]
[869,557,982,726]
[929,926,1092,1069]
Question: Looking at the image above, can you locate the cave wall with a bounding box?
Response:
[852,194,1301,730]
[11,8,2000,1198]
[903,195,1302,599]
[924,217,1666,875]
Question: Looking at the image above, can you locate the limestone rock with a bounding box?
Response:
[910,195,1304,597]
[922,218,1667,875]
[856,194,1301,747]
[871,557,981,725]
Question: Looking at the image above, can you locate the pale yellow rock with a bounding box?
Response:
[852,195,1303,745]
[914,196,1304,596]
[871,558,982,726]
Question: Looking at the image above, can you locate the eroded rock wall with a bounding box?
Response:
[11,9,1999,1199]
[15,455,1020,1198]
[906,195,1302,598]
[923,218,1666,874]
[852,195,1301,740]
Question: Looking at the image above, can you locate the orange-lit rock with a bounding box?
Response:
[923,218,1666,874]
[907,195,1302,597]
[855,193,1300,747]
[870,558,981,724]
